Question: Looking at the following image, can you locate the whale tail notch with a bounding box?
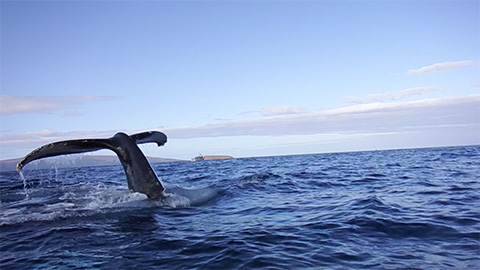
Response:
[16,131,167,200]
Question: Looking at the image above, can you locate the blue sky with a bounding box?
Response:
[1,0,479,160]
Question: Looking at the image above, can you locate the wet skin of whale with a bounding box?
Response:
[17,131,217,205]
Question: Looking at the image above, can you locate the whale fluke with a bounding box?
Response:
[17,131,167,200]
[129,131,167,146]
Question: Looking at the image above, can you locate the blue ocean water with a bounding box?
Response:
[1,146,479,269]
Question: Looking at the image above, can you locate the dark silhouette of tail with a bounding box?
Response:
[17,131,167,200]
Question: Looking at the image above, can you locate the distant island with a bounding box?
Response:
[0,155,182,172]
[191,155,234,161]
[0,153,235,171]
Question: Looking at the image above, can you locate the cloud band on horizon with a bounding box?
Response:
[163,95,479,139]
[1,95,478,160]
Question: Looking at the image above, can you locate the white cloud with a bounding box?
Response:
[161,95,480,138]
[1,95,478,160]
[393,87,442,100]
[407,60,475,75]
[260,106,308,116]
[346,86,442,104]
[0,130,116,147]
[0,95,118,115]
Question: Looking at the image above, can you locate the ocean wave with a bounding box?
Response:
[1,146,479,269]
[233,172,282,189]
[346,216,463,239]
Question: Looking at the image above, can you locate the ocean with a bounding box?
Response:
[1,146,479,269]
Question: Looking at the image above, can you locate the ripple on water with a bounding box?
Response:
[1,146,479,269]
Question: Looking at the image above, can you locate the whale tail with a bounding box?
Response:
[16,131,167,200]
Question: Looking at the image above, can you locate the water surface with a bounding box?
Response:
[1,146,479,269]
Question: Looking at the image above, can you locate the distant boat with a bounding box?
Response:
[191,154,205,162]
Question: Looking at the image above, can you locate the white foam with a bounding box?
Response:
[2,174,218,225]
[0,182,154,226]
[83,190,149,210]
[162,193,191,208]
[45,202,76,210]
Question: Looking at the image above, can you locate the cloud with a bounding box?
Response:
[1,95,478,159]
[259,106,308,116]
[161,95,480,139]
[240,106,309,117]
[393,87,442,99]
[407,60,475,75]
[0,95,118,115]
[0,130,116,147]
[346,86,442,104]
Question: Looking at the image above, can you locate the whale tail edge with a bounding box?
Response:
[16,131,167,200]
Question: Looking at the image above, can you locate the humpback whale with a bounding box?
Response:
[17,131,168,200]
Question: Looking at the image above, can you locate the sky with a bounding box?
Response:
[1,0,479,161]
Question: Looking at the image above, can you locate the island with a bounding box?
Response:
[0,155,182,172]
[191,155,234,161]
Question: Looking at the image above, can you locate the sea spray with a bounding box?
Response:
[18,170,30,199]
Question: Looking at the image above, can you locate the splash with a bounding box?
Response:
[18,170,30,200]
[162,192,191,208]
[165,186,219,207]
[0,182,155,226]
